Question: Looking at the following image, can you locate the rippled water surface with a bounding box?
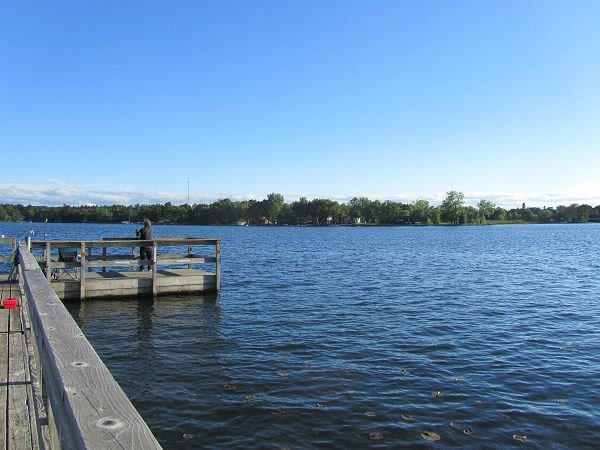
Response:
[3,222,600,448]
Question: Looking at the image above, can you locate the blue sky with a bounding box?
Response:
[1,0,599,208]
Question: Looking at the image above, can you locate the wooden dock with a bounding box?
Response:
[1,276,41,449]
[0,235,222,448]
[0,242,163,449]
[28,238,221,300]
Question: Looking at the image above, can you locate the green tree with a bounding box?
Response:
[247,200,268,224]
[537,207,553,223]
[266,193,285,223]
[427,206,441,225]
[477,199,496,222]
[577,204,593,222]
[410,200,430,224]
[211,199,240,224]
[490,207,507,222]
[309,199,342,224]
[380,201,402,224]
[440,191,465,224]
[0,205,24,222]
[462,206,480,224]
[291,197,310,224]
[521,208,537,222]
[349,197,370,223]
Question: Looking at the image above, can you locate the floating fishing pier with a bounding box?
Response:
[30,237,221,300]
[0,236,221,448]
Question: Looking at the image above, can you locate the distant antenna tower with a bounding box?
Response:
[187,178,190,204]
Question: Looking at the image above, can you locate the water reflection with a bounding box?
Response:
[135,297,155,354]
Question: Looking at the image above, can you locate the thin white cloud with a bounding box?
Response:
[1,181,599,209]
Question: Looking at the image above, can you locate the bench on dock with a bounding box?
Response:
[28,238,221,301]
[0,243,163,448]
[51,247,81,280]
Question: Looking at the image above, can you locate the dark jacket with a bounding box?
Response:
[140,225,153,241]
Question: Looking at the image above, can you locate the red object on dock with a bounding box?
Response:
[2,297,18,309]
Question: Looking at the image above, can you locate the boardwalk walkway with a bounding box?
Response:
[1,277,41,449]
[1,244,163,449]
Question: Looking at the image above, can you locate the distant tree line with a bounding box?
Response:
[1,191,599,226]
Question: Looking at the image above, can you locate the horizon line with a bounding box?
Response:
[2,183,600,210]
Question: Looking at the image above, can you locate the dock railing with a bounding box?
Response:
[30,238,221,299]
[0,236,17,277]
[0,236,17,263]
[17,242,162,449]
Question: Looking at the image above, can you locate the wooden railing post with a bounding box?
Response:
[151,242,158,297]
[44,242,51,278]
[131,243,136,272]
[80,242,86,301]
[215,241,221,291]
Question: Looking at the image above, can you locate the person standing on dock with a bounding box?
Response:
[137,218,153,271]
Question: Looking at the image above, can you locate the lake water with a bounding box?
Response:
[1,222,599,448]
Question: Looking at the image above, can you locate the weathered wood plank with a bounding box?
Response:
[66,286,215,299]
[44,242,51,278]
[87,254,137,261]
[48,257,214,268]
[151,243,158,297]
[50,269,216,300]
[31,238,219,249]
[18,289,44,450]
[8,306,33,450]
[216,241,221,291]
[18,282,52,450]
[10,302,41,450]
[84,259,151,269]
[75,278,215,300]
[0,309,8,449]
[19,244,162,449]
[155,271,216,287]
[0,306,8,332]
[156,252,215,259]
[80,243,86,301]
[9,306,21,332]
[81,256,216,269]
[157,255,217,264]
